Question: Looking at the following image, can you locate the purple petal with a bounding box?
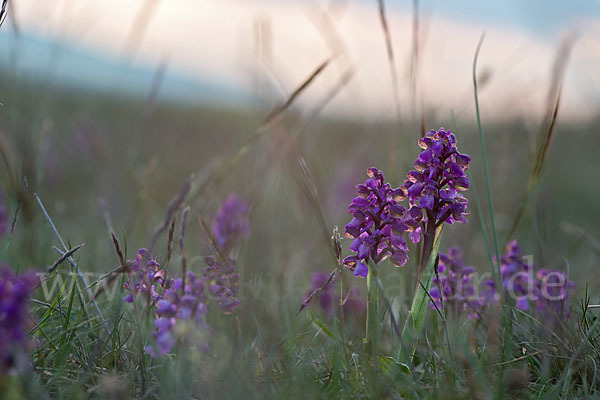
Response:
[353,262,369,278]
[357,242,371,260]
[342,255,358,268]
[449,162,464,177]
[408,182,423,199]
[453,176,470,191]
[418,148,434,164]
[155,317,174,333]
[145,346,158,358]
[350,237,362,252]
[420,194,434,210]
[516,297,529,311]
[390,251,408,267]
[455,153,471,166]
[409,228,421,244]
[156,331,176,355]
[156,299,174,314]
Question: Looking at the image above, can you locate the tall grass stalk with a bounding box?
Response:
[472,34,502,288]
[365,262,380,355]
[472,35,513,399]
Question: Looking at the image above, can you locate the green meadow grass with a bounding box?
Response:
[1,46,600,399]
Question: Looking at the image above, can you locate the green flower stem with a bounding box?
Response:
[365,261,380,355]
[398,227,442,362]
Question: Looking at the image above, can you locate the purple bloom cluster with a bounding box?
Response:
[202,193,252,314]
[429,241,574,320]
[303,272,365,318]
[212,193,252,251]
[200,194,252,314]
[430,247,491,319]
[146,272,209,357]
[497,241,574,316]
[402,128,471,225]
[342,128,472,279]
[122,249,210,357]
[0,189,8,237]
[129,193,252,357]
[535,268,574,318]
[496,241,531,311]
[343,167,422,278]
[123,249,166,305]
[203,256,240,314]
[0,267,37,375]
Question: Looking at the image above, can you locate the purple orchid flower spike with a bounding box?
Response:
[342,167,421,278]
[402,128,472,228]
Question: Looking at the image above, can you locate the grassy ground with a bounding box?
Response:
[1,63,600,400]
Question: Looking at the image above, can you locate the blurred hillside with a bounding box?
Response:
[0,31,250,106]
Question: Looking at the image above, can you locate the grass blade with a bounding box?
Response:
[34,193,110,336]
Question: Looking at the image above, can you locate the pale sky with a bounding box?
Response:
[6,0,600,121]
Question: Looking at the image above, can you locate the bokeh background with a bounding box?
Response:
[1,0,600,309]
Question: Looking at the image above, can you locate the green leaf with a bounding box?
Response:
[398,227,442,363]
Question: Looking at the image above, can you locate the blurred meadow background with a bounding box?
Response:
[1,0,600,398]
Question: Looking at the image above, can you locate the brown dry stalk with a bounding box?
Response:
[164,216,176,271]
[110,229,126,269]
[148,173,194,251]
[298,269,336,314]
[45,243,85,274]
[508,35,574,240]
[262,58,331,126]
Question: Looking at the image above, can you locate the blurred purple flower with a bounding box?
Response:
[146,272,209,357]
[142,195,250,357]
[342,167,422,278]
[123,249,234,357]
[123,249,166,305]
[494,240,574,316]
[303,271,365,317]
[304,272,335,317]
[497,241,533,310]
[430,241,574,320]
[341,287,366,316]
[0,189,7,237]
[430,247,487,319]
[402,128,471,227]
[535,268,574,318]
[0,267,38,375]
[212,193,251,251]
[203,256,240,314]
